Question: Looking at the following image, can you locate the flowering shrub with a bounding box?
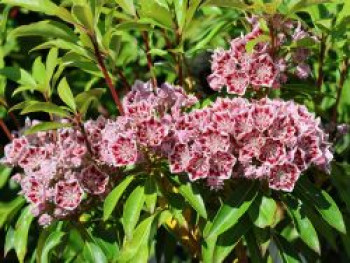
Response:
[0,0,350,263]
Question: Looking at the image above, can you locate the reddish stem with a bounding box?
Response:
[90,35,125,115]
[142,32,158,89]
[0,119,13,141]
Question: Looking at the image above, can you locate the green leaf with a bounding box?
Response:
[203,0,249,10]
[14,206,34,263]
[118,215,155,261]
[272,234,300,263]
[295,178,346,233]
[115,0,136,16]
[175,178,207,219]
[0,197,26,229]
[103,176,134,221]
[285,197,320,254]
[139,0,173,30]
[202,222,217,263]
[32,57,46,85]
[0,165,12,189]
[248,194,277,228]
[9,21,78,42]
[245,229,263,263]
[57,77,76,112]
[46,48,58,87]
[122,186,145,240]
[21,102,70,117]
[40,231,65,263]
[288,0,332,14]
[145,176,157,214]
[83,242,108,263]
[72,4,95,32]
[24,122,72,135]
[4,226,15,257]
[205,181,258,239]
[213,216,251,263]
[0,67,36,87]
[174,0,187,32]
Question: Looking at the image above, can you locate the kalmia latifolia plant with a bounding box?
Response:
[0,1,349,262]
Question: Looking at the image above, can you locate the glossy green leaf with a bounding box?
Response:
[145,176,157,214]
[249,194,277,228]
[0,197,26,229]
[40,231,65,263]
[213,216,251,263]
[118,215,155,261]
[177,179,207,219]
[203,0,249,10]
[115,0,136,16]
[103,176,134,221]
[9,20,78,42]
[57,77,76,112]
[245,229,263,263]
[295,178,346,233]
[272,234,300,263]
[139,1,173,30]
[288,0,332,14]
[32,57,46,85]
[123,186,145,240]
[0,164,12,189]
[4,226,15,257]
[72,4,95,31]
[286,200,320,254]
[14,206,34,263]
[83,242,108,263]
[21,102,70,117]
[202,222,217,263]
[45,48,58,86]
[24,122,72,135]
[0,67,36,87]
[205,181,258,238]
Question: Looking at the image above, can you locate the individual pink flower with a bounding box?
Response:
[169,143,191,173]
[209,151,236,179]
[268,163,300,192]
[226,71,250,95]
[54,180,84,211]
[250,55,278,87]
[110,136,138,167]
[233,110,254,139]
[252,104,275,131]
[259,138,286,165]
[137,118,169,147]
[186,152,210,181]
[79,164,109,195]
[38,214,53,227]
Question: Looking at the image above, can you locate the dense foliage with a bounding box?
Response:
[0,0,350,262]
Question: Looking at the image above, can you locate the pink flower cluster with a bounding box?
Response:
[2,118,109,226]
[2,81,332,226]
[208,16,315,95]
[168,97,332,191]
[98,81,198,167]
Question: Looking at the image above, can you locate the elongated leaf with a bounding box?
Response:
[32,57,46,85]
[21,102,70,117]
[213,216,251,263]
[83,242,108,263]
[203,0,249,10]
[123,186,145,240]
[245,229,263,263]
[24,122,72,135]
[249,194,277,228]
[57,77,76,112]
[205,181,258,238]
[72,4,94,31]
[202,222,217,263]
[103,176,134,221]
[139,1,173,29]
[0,67,36,87]
[271,234,300,263]
[4,226,15,257]
[145,176,157,214]
[0,197,26,229]
[46,48,58,85]
[14,206,34,263]
[9,20,78,42]
[115,0,136,16]
[118,215,155,261]
[174,177,207,219]
[288,0,331,14]
[295,178,346,233]
[0,165,12,189]
[40,231,65,263]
